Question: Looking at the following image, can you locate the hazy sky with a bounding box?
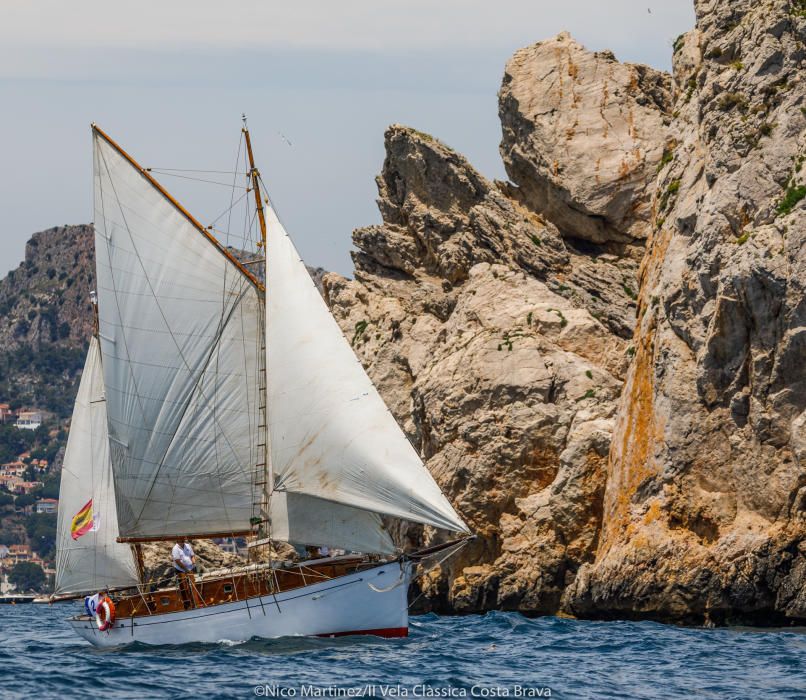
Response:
[0,1,695,277]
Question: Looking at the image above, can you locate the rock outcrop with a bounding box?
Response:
[324,0,806,625]
[0,225,95,419]
[565,0,806,625]
[499,32,672,245]
[325,126,631,613]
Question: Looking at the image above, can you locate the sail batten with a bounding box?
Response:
[265,206,469,535]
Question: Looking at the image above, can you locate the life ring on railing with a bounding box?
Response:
[95,596,116,632]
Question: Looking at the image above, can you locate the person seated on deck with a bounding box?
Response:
[172,539,195,576]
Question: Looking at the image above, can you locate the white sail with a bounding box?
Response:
[265,206,469,534]
[93,129,261,540]
[55,337,140,595]
[269,492,396,555]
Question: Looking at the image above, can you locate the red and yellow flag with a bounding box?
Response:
[70,499,94,540]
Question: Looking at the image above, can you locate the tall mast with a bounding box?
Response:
[243,116,268,250]
[242,116,272,547]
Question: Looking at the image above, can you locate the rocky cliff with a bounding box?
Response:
[0,225,95,419]
[324,1,806,624]
[565,0,806,625]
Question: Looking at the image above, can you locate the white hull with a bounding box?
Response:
[68,560,410,648]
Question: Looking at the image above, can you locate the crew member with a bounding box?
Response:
[172,539,197,609]
[172,539,195,574]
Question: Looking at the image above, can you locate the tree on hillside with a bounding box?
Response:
[14,492,37,509]
[8,561,46,592]
[39,475,59,499]
[25,513,56,560]
[0,424,35,464]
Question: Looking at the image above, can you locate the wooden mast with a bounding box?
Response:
[243,118,268,249]
[242,116,272,549]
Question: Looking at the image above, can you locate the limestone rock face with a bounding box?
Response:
[324,4,805,624]
[566,0,806,624]
[325,126,631,613]
[499,32,672,244]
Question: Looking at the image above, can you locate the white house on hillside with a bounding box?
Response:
[15,411,43,430]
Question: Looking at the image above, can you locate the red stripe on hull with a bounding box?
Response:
[318,627,408,639]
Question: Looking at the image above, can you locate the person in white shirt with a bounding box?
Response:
[172,540,195,574]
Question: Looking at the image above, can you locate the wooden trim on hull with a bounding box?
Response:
[102,556,372,620]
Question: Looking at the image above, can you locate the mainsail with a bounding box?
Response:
[55,337,140,595]
[265,206,469,534]
[92,128,261,540]
[90,123,467,557]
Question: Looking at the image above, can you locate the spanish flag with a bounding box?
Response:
[71,499,94,540]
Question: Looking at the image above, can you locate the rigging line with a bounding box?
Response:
[100,146,254,532]
[406,538,471,611]
[145,168,246,174]
[145,170,250,189]
[209,130,247,527]
[207,191,249,229]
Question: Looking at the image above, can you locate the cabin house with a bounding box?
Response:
[8,544,32,563]
[15,410,43,430]
[35,498,58,514]
[0,404,15,424]
[13,481,43,495]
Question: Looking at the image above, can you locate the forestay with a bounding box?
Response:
[55,338,140,595]
[93,130,261,540]
[264,206,469,534]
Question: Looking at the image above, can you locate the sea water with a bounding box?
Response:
[0,604,803,699]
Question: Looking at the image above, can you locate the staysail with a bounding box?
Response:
[92,128,261,540]
[269,492,396,555]
[264,206,469,534]
[55,337,140,595]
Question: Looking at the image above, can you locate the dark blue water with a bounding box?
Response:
[0,604,804,699]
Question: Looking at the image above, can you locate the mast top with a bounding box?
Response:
[242,119,268,251]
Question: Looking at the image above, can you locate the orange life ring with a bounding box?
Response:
[95,596,116,632]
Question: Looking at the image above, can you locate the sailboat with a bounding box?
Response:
[52,122,472,647]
